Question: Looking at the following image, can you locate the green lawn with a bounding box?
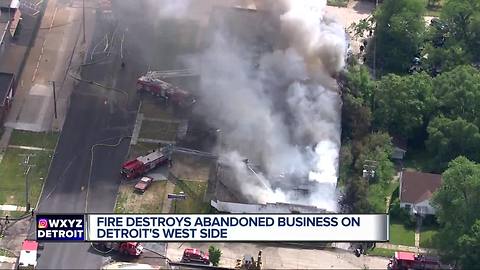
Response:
[128,142,158,159]
[9,130,59,149]
[368,247,396,257]
[139,120,178,141]
[327,0,349,7]
[390,221,416,246]
[0,148,52,208]
[369,181,399,213]
[420,225,439,248]
[172,180,210,214]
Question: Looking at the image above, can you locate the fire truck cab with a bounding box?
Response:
[388,251,442,270]
[121,146,172,179]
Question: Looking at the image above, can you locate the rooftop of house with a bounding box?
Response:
[400,171,442,204]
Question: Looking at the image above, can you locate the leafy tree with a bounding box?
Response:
[340,65,374,140]
[208,245,222,266]
[354,132,395,185]
[370,0,426,73]
[441,0,480,59]
[421,43,472,74]
[426,117,480,168]
[343,94,372,140]
[433,65,480,126]
[374,72,434,139]
[432,157,480,267]
[340,177,371,213]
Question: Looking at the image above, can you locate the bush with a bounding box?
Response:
[208,245,222,266]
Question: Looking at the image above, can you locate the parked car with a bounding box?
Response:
[134,176,153,193]
[181,248,210,265]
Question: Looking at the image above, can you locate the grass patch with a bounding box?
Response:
[141,101,175,120]
[115,180,168,213]
[172,180,210,214]
[327,0,349,7]
[9,130,59,149]
[0,248,15,257]
[420,224,439,248]
[390,220,415,246]
[0,148,52,208]
[369,181,399,213]
[139,120,178,141]
[367,247,396,257]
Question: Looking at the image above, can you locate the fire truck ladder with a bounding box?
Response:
[173,146,218,159]
[144,69,199,79]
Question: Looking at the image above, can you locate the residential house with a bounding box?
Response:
[399,171,442,216]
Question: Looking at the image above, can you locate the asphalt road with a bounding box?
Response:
[34,1,189,268]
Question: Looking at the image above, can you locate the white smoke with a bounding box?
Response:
[194,0,346,212]
[148,0,346,211]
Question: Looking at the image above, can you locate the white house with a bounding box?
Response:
[399,171,442,216]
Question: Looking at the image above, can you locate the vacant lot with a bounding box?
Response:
[0,148,52,214]
[115,180,168,213]
[170,152,214,182]
[140,100,176,120]
[139,120,179,142]
[171,180,210,214]
[9,130,59,149]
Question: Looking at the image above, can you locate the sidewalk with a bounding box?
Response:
[4,0,88,132]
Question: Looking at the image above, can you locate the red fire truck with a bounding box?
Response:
[92,242,143,257]
[137,71,196,107]
[121,146,173,180]
[387,251,443,270]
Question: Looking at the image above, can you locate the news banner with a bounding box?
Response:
[35,214,389,242]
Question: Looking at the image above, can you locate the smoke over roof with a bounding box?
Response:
[151,0,346,212]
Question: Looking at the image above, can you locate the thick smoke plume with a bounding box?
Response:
[153,0,346,211]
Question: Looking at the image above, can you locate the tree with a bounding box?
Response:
[441,0,480,59]
[432,157,480,267]
[370,0,426,73]
[340,65,374,140]
[340,177,371,213]
[433,65,480,126]
[426,117,480,168]
[354,132,395,185]
[208,245,222,266]
[374,72,434,139]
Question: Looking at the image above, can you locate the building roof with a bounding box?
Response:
[400,171,442,204]
[0,0,19,9]
[211,200,328,213]
[0,72,14,104]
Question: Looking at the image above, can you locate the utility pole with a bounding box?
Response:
[373,0,378,79]
[82,0,86,43]
[19,154,36,212]
[50,81,57,119]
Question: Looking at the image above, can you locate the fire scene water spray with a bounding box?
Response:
[149,0,346,211]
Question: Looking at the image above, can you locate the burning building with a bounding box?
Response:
[195,1,346,212]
